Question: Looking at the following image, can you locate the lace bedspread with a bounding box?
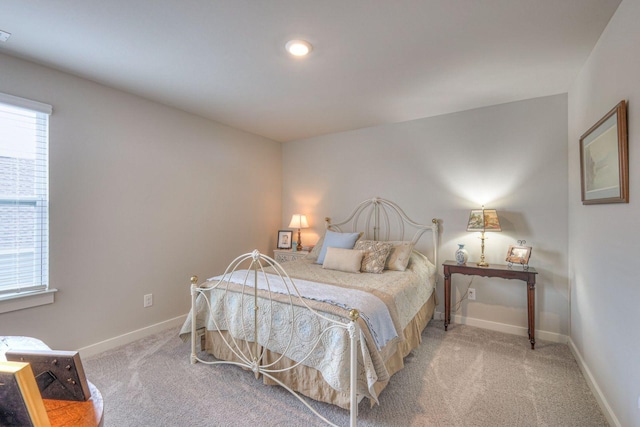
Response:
[275,251,436,329]
[179,251,436,402]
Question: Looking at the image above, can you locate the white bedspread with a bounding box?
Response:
[209,269,399,350]
[180,250,436,402]
[276,251,436,330]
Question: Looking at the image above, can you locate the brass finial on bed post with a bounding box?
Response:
[190,276,198,286]
[349,309,359,321]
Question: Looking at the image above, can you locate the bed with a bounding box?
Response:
[179,197,438,426]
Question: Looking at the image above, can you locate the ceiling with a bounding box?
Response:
[0,1,621,142]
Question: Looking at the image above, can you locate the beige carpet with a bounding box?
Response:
[84,320,608,426]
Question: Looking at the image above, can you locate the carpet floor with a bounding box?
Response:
[84,320,608,426]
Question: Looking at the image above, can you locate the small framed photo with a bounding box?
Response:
[277,230,293,249]
[579,100,628,204]
[506,245,532,265]
[5,349,90,401]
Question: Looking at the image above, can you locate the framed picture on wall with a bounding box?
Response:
[579,100,629,204]
[277,230,293,249]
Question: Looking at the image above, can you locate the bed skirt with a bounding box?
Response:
[202,291,437,409]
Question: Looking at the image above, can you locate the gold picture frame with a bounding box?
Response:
[579,100,629,204]
[505,245,532,265]
[0,361,50,426]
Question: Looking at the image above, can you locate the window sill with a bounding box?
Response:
[0,289,57,314]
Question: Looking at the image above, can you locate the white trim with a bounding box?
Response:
[0,92,52,114]
[568,338,621,427]
[0,288,57,314]
[433,310,568,344]
[77,314,188,359]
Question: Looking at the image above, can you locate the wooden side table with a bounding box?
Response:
[442,260,538,349]
[0,336,104,426]
[43,381,104,426]
[273,249,309,263]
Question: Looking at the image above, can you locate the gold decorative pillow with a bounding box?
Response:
[322,247,364,273]
[385,241,415,271]
[354,240,393,274]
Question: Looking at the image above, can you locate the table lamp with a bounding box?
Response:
[466,206,501,267]
[288,214,309,250]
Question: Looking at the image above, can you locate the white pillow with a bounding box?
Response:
[322,247,364,273]
[385,241,415,271]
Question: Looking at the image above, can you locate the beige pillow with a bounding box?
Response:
[385,241,415,271]
[308,234,325,260]
[354,240,393,274]
[322,247,364,273]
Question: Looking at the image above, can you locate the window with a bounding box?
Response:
[0,93,53,310]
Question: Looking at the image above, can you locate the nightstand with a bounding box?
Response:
[273,249,309,263]
[442,260,538,349]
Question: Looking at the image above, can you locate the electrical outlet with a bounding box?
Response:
[468,288,476,300]
[144,293,153,308]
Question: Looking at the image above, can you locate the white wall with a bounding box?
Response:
[283,94,569,339]
[568,0,640,425]
[0,53,282,351]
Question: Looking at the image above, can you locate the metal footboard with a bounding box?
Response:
[189,250,360,427]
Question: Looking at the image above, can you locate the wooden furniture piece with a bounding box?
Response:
[0,336,104,426]
[43,381,103,427]
[273,249,309,263]
[442,260,538,349]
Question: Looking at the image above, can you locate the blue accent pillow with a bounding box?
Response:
[316,230,361,264]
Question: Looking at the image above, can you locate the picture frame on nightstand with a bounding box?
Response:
[0,361,50,427]
[277,230,293,249]
[5,350,90,402]
[505,245,532,265]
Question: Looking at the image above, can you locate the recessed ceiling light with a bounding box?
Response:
[285,40,312,57]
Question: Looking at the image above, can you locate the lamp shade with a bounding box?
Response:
[466,207,500,267]
[466,208,501,232]
[288,214,309,229]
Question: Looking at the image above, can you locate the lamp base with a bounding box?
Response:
[477,231,489,267]
[296,229,303,251]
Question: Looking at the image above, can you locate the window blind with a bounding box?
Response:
[0,93,51,296]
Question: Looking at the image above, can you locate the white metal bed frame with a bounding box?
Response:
[324,197,438,263]
[189,197,438,427]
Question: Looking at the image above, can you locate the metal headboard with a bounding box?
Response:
[324,197,439,265]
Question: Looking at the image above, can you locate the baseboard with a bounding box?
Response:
[77,314,187,359]
[568,338,621,427]
[433,310,568,344]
